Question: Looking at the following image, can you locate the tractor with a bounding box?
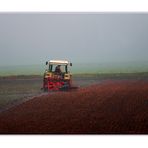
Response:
[43,60,74,91]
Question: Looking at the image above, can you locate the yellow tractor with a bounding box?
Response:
[43,60,74,91]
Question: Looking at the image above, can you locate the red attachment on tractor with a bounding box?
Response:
[43,76,70,91]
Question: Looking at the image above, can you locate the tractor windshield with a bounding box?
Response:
[48,64,68,73]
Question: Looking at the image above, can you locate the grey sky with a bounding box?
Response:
[0,13,148,66]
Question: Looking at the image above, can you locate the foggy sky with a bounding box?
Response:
[0,13,148,66]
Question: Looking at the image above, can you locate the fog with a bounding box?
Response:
[0,13,148,66]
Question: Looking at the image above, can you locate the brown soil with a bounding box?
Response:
[0,80,148,134]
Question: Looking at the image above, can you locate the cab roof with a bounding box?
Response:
[48,60,69,65]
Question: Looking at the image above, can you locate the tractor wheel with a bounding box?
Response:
[44,87,48,92]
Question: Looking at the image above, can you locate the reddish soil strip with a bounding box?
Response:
[0,80,148,134]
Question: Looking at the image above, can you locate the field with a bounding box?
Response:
[0,74,110,111]
[0,75,43,111]
[0,73,148,134]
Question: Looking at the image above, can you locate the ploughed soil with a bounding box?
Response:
[0,79,148,134]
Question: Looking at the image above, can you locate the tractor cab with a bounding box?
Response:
[43,60,72,91]
[47,60,71,73]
